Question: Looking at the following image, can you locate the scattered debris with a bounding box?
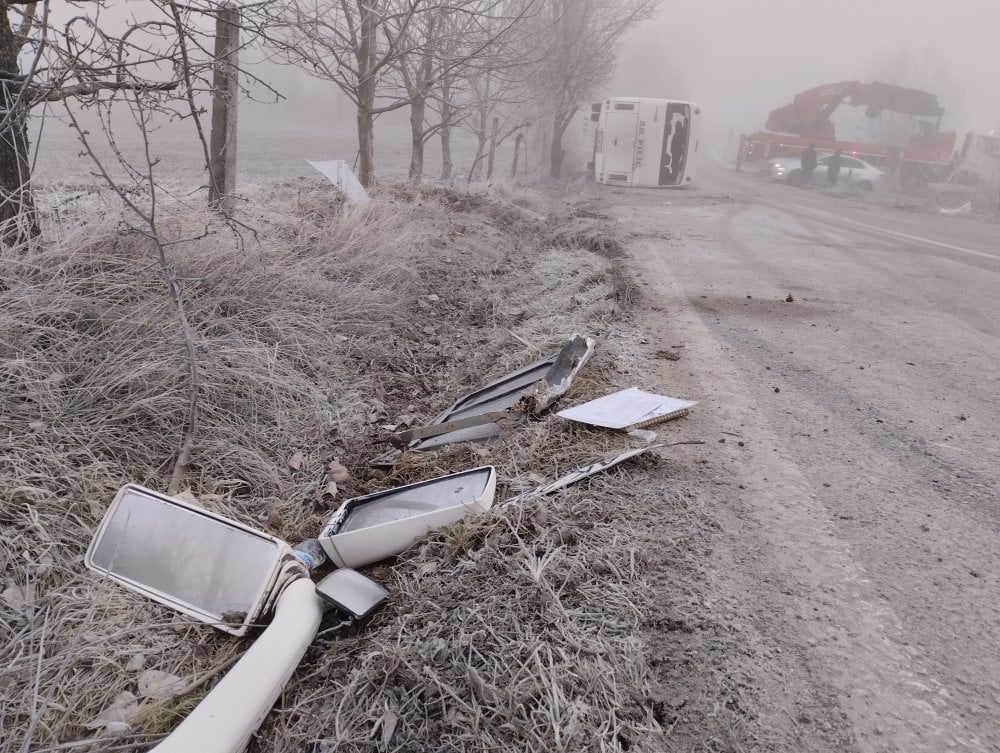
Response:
[306,159,369,207]
[402,356,557,451]
[138,670,186,701]
[785,294,794,302]
[516,334,596,413]
[85,691,138,732]
[391,410,514,448]
[939,200,972,216]
[384,333,596,458]
[557,387,697,431]
[653,349,681,361]
[627,428,660,444]
[327,459,352,484]
[503,446,662,506]
[315,569,389,619]
[319,466,498,568]
[287,450,304,471]
[1,583,27,612]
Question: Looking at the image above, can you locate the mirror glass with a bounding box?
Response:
[87,486,283,631]
[315,569,388,619]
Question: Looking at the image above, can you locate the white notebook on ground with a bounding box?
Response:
[557,387,697,430]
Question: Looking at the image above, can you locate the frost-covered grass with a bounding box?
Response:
[1,179,673,752]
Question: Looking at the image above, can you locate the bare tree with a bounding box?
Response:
[391,0,534,182]
[0,1,279,247]
[531,0,657,179]
[427,0,541,182]
[0,2,44,245]
[272,0,437,186]
[0,1,279,485]
[456,69,535,181]
[393,5,450,182]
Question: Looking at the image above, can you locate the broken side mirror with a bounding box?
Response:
[316,569,389,620]
[85,484,295,637]
[319,466,497,568]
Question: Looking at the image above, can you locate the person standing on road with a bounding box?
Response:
[800,143,817,187]
[827,149,843,186]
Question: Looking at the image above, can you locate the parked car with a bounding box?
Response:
[763,153,884,190]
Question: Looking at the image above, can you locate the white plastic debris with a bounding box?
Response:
[85,691,138,730]
[307,160,369,207]
[138,669,186,701]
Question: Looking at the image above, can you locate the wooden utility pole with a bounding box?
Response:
[209,4,239,214]
[486,117,499,179]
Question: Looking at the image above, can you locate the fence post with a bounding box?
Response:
[486,117,499,179]
[511,132,523,177]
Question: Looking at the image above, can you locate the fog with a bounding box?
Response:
[243,0,1000,168]
[612,0,1000,145]
[30,0,1000,184]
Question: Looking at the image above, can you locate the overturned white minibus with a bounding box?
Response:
[590,98,701,187]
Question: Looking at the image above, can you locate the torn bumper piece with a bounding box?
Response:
[383,334,596,458]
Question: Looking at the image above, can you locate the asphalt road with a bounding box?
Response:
[605,162,1000,753]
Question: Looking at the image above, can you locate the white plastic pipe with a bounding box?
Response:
[151,577,325,753]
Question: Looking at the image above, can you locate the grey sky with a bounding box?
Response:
[613,0,1000,139]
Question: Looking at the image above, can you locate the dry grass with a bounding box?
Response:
[275,476,668,753]
[0,179,673,753]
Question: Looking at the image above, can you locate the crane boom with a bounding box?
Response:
[765,80,946,139]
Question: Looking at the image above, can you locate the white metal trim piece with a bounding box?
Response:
[150,578,325,753]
